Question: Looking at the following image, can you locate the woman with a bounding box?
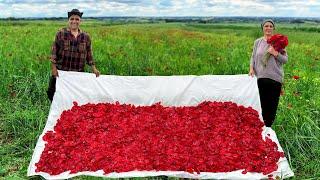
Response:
[249,19,288,127]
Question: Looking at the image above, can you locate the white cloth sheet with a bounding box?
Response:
[28,70,294,179]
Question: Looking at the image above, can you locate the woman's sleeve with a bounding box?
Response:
[250,40,258,66]
[276,50,288,64]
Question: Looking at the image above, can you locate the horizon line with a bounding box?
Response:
[1,16,320,19]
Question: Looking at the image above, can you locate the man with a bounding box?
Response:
[47,9,100,101]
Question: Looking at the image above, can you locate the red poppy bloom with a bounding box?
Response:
[267,34,289,52]
[293,75,300,80]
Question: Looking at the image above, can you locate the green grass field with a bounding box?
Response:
[0,20,319,179]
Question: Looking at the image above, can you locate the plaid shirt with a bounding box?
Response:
[51,28,95,72]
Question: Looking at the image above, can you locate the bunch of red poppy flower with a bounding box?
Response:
[267,34,289,53]
[263,34,289,67]
[35,101,284,176]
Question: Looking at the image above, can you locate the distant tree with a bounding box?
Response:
[199,20,208,24]
[7,17,17,21]
[290,19,305,24]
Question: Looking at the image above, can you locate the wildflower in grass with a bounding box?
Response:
[293,75,300,80]
[293,91,301,97]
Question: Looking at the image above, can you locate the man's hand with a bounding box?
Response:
[92,66,100,77]
[51,63,59,77]
[50,58,57,64]
[52,69,59,77]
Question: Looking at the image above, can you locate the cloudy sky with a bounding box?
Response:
[0,0,319,18]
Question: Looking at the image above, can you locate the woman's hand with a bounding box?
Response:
[267,46,279,57]
[249,66,255,77]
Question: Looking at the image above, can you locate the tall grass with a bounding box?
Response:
[0,20,319,179]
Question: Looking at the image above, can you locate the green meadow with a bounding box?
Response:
[0,20,319,179]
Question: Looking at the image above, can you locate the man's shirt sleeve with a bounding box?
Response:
[86,35,95,66]
[51,32,60,63]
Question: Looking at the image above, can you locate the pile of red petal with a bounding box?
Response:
[36,101,284,176]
